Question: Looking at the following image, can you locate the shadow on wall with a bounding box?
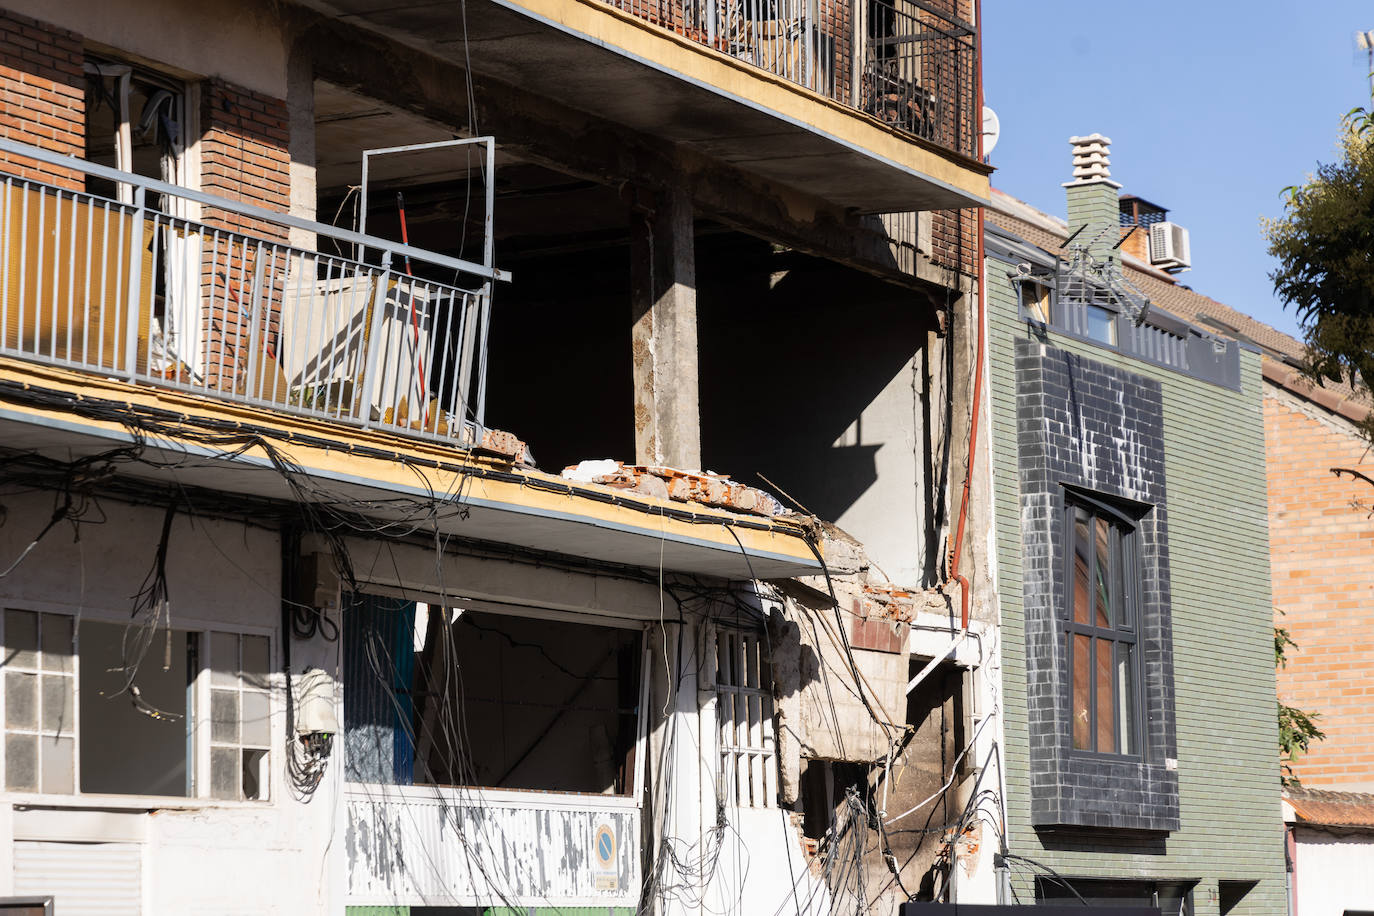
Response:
[698,233,939,525]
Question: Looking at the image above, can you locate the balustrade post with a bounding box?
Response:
[123,185,146,381]
[356,252,393,430]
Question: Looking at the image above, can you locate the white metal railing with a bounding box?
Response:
[0,138,508,442]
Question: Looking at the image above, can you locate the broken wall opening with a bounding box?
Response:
[697,232,945,586]
[313,81,637,470]
[342,593,643,795]
[797,658,969,904]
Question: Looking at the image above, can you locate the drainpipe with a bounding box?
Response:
[946,0,985,635]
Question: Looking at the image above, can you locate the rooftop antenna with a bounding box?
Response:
[1357,30,1374,95]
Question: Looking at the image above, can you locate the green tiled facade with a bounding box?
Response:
[985,242,1286,913]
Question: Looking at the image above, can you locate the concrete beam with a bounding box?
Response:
[629,185,700,469]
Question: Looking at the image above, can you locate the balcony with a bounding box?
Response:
[306,0,989,212]
[606,0,977,155]
[0,138,506,447]
[345,783,642,909]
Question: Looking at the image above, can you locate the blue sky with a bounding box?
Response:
[982,0,1374,339]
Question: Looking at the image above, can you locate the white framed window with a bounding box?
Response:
[207,631,272,800]
[1,606,272,802]
[707,627,777,808]
[2,610,76,794]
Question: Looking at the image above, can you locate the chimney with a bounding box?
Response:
[1063,133,1122,269]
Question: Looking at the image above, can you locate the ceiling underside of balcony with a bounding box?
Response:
[302,0,990,213]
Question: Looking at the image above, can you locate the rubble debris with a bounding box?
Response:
[561,460,784,517]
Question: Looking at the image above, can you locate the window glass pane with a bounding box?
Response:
[41,734,74,794]
[1073,509,1092,625]
[40,675,73,734]
[5,609,39,669]
[40,614,73,672]
[1096,638,1115,753]
[1072,633,1091,750]
[211,689,239,743]
[240,691,270,747]
[1118,643,1138,756]
[242,748,268,800]
[1116,526,1132,631]
[241,635,269,690]
[1021,283,1050,323]
[1086,305,1117,344]
[78,621,191,797]
[210,746,238,799]
[211,632,238,687]
[5,733,37,790]
[1095,517,1112,628]
[5,670,37,728]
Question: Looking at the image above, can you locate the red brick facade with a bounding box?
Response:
[930,206,976,276]
[201,78,291,233]
[0,11,84,191]
[1267,390,1374,787]
[197,79,292,397]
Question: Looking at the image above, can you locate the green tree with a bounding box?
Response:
[1275,620,1324,787]
[1264,105,1374,443]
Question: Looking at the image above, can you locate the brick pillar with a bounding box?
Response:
[198,78,292,397]
[629,185,701,470]
[0,11,84,191]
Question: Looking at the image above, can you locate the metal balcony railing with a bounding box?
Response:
[0,139,507,446]
[606,0,976,155]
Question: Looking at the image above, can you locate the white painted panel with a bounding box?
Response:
[13,840,141,916]
[345,784,640,908]
[1295,830,1374,916]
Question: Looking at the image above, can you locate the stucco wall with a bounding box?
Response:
[0,491,342,914]
[984,250,1286,914]
[1292,828,1374,916]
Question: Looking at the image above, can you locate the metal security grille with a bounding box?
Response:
[709,628,777,807]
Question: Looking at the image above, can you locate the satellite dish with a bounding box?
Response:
[982,106,1001,157]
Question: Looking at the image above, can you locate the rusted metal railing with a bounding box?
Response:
[606,0,977,156]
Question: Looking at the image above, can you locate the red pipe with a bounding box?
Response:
[395,192,431,429]
[947,0,985,632]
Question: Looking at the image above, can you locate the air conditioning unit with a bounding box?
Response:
[1148,221,1191,271]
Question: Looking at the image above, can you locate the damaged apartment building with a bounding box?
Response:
[0,0,1000,913]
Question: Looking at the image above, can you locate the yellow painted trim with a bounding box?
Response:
[0,360,817,566]
[507,0,991,200]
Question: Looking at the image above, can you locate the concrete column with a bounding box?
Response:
[285,41,317,251]
[629,186,701,470]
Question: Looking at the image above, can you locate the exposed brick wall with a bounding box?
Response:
[198,78,291,397]
[200,78,290,231]
[930,207,976,276]
[1266,388,1374,787]
[0,11,84,190]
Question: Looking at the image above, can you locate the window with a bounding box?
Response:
[1064,495,1141,756]
[1,608,271,800]
[342,595,643,795]
[3,611,75,794]
[1018,279,1052,324]
[710,628,777,808]
[1085,303,1117,345]
[83,57,189,203]
[208,632,272,800]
